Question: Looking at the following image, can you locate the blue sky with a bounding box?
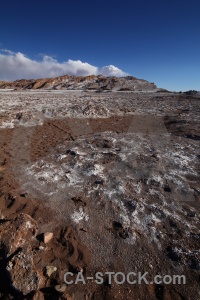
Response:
[0,0,199,91]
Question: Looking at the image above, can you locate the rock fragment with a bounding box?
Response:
[45,266,57,277]
[44,232,53,244]
[55,284,67,293]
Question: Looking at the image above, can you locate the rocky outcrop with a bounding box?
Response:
[0,213,90,299]
[0,75,157,91]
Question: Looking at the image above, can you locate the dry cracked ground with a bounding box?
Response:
[0,90,199,300]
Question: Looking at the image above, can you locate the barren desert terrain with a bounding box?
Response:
[0,89,199,299]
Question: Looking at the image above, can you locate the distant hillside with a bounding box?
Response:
[0,75,157,91]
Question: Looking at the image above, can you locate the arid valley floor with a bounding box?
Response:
[0,90,199,299]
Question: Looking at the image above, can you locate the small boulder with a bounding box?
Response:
[45,266,57,277]
[55,284,67,293]
[44,232,53,244]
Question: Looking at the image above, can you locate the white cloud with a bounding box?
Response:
[0,49,128,81]
[101,65,127,77]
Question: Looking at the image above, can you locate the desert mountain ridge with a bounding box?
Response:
[0,74,157,91]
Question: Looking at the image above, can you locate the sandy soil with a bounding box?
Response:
[0,91,199,299]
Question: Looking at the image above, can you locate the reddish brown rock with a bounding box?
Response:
[0,74,157,91]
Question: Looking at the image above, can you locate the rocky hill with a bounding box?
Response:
[0,75,156,91]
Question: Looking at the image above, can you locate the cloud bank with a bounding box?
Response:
[0,49,128,81]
